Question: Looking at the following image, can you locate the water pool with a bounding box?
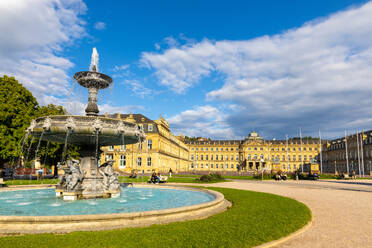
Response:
[0,187,215,216]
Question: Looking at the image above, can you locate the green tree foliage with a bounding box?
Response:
[0,76,79,168]
[0,76,38,166]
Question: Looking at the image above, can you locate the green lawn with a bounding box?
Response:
[0,187,311,248]
[4,179,58,185]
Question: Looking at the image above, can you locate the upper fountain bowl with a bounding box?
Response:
[28,115,146,147]
[73,71,112,89]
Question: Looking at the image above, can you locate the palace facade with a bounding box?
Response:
[322,130,372,175]
[100,113,189,173]
[186,132,322,173]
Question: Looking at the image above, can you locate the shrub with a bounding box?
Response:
[196,173,225,182]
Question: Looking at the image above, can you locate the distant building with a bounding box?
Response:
[322,131,372,175]
[186,131,322,173]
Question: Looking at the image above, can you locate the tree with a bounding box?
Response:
[0,76,38,166]
[0,76,78,169]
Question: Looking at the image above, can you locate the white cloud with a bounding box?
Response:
[142,1,372,138]
[94,21,106,30]
[113,64,130,71]
[121,79,154,98]
[167,105,236,139]
[0,0,86,106]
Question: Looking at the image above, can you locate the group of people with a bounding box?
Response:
[150,171,161,184]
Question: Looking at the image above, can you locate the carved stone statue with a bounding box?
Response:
[99,160,120,191]
[57,162,69,189]
[66,159,84,191]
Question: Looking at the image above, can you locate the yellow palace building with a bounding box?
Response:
[185,132,321,173]
[100,113,189,173]
[100,113,321,174]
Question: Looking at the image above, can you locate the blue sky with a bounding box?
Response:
[1,0,372,140]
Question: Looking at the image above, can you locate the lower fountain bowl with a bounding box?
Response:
[0,185,229,234]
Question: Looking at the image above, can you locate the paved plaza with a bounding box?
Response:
[205,180,372,248]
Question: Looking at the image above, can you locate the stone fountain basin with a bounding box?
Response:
[74,71,112,89]
[30,115,145,146]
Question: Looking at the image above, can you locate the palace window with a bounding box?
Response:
[254,147,257,150]
[293,155,296,161]
[191,155,194,160]
[196,148,199,151]
[299,155,302,161]
[220,148,223,151]
[260,147,263,151]
[206,155,208,160]
[201,148,203,151]
[271,148,274,151]
[293,148,296,151]
[231,148,234,151]
[282,155,285,161]
[148,124,153,131]
[211,164,214,168]
[221,155,223,160]
[196,155,198,160]
[120,145,126,151]
[201,164,203,169]
[119,155,126,168]
[211,148,213,151]
[192,148,194,151]
[211,155,213,160]
[139,124,143,131]
[309,148,312,151]
[226,148,228,151]
[304,148,307,151]
[248,155,251,160]
[108,146,114,151]
[148,139,152,150]
[254,154,257,160]
[138,142,142,150]
[231,155,234,160]
[248,147,251,150]
[191,163,194,168]
[225,155,229,160]
[282,148,285,151]
[105,154,113,161]
[201,155,204,160]
[236,155,239,160]
[225,164,228,169]
[137,157,142,166]
[236,148,239,151]
[147,157,151,166]
[231,164,234,168]
[304,155,307,161]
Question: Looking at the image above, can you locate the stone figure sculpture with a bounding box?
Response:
[66,159,84,191]
[57,162,70,189]
[99,160,120,191]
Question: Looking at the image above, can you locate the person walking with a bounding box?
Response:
[169,168,173,178]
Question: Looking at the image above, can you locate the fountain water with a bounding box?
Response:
[26,48,146,200]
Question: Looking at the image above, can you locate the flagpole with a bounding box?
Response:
[360,130,365,177]
[356,130,361,177]
[345,131,349,175]
[319,130,323,174]
[300,128,304,173]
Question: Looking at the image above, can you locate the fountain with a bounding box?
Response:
[0,48,229,234]
[27,48,146,200]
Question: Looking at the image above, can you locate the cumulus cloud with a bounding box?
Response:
[0,0,86,105]
[142,1,372,139]
[167,105,236,139]
[94,21,106,30]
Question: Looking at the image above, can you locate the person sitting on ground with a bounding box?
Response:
[156,173,161,184]
[129,170,137,178]
[150,171,157,184]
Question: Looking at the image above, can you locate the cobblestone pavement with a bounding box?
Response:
[207,180,372,248]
